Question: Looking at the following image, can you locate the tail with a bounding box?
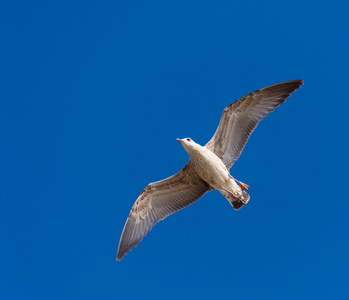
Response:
[232,191,250,210]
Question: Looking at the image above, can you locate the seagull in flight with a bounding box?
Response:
[116,79,303,261]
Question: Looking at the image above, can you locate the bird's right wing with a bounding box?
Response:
[116,164,211,261]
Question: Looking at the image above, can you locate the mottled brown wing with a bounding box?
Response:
[116,164,211,261]
[206,80,303,169]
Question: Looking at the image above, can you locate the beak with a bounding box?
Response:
[176,138,182,143]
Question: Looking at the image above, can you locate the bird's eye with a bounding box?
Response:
[186,138,190,141]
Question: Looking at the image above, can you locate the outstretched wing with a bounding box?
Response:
[116,164,211,261]
[205,80,303,169]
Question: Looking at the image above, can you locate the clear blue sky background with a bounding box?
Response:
[1,1,348,299]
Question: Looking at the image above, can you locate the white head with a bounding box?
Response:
[176,137,199,154]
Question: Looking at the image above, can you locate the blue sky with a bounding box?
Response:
[1,0,348,299]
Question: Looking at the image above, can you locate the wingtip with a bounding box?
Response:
[289,79,304,88]
[294,79,304,87]
[116,252,122,261]
[290,79,304,93]
[116,245,130,261]
[272,79,304,96]
[260,79,304,94]
[282,79,304,87]
[116,250,126,261]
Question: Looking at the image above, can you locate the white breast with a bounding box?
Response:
[189,146,229,187]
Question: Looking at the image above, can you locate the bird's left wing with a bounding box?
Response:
[116,164,211,261]
[205,80,303,169]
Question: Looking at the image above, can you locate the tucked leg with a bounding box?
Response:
[220,185,239,200]
[229,174,250,191]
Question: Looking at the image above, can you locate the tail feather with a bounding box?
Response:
[232,191,250,210]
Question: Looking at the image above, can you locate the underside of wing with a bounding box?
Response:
[206,80,303,169]
[116,164,211,261]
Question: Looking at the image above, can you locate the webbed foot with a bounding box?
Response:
[220,185,239,200]
[229,174,250,191]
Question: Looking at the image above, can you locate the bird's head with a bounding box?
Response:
[176,137,198,154]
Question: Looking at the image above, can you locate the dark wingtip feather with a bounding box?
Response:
[266,79,303,91]
[259,79,304,103]
[287,79,303,89]
[282,79,304,98]
[279,79,304,92]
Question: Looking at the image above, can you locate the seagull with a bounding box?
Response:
[116,79,303,261]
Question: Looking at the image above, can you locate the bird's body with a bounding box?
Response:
[116,79,303,261]
[179,138,246,206]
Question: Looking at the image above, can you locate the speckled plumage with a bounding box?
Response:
[116,79,303,261]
